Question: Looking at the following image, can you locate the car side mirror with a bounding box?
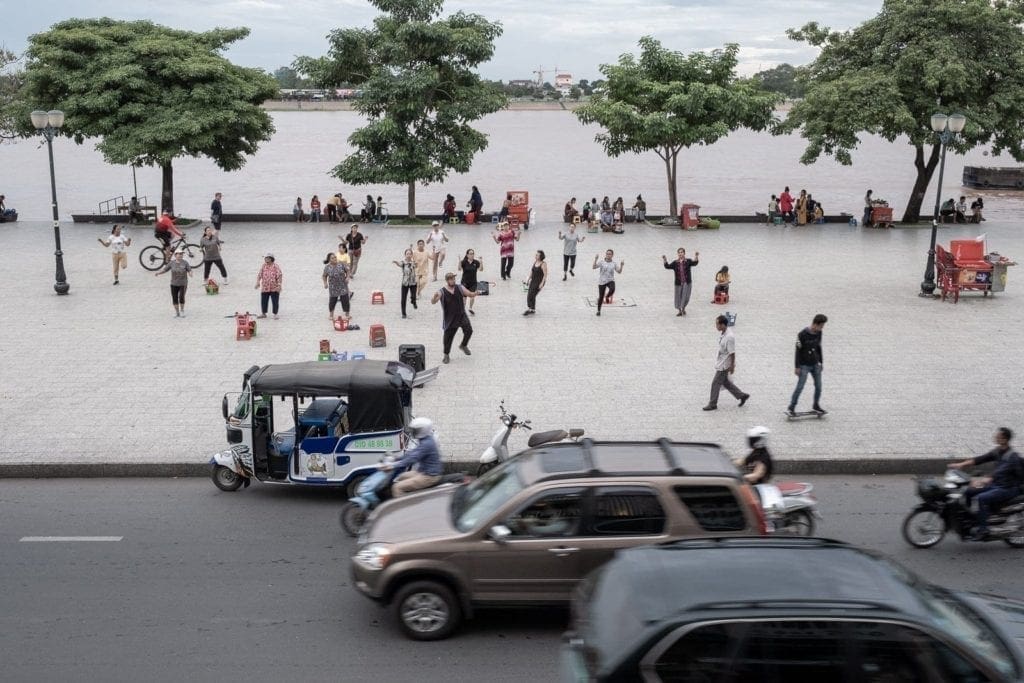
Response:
[488,525,511,544]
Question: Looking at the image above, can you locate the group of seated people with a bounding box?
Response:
[767,190,825,225]
[0,194,16,221]
[293,194,385,223]
[563,195,646,233]
[940,196,986,223]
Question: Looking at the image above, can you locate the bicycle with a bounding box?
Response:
[139,233,203,271]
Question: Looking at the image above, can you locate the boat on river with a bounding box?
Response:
[962,166,1024,190]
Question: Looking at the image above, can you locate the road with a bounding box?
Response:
[1,476,1022,682]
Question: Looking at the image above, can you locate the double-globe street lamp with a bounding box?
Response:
[920,112,966,297]
[30,109,70,295]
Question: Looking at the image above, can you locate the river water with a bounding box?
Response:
[2,110,1020,221]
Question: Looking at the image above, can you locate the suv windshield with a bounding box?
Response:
[920,586,1017,678]
[453,462,525,532]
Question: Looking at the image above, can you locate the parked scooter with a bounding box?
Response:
[755,481,819,536]
[477,401,584,476]
[902,468,1024,548]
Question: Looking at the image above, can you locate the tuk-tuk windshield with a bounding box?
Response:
[232,388,251,421]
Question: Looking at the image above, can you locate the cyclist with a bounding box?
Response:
[154,210,183,257]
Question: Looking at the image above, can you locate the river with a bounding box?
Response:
[1,110,1020,221]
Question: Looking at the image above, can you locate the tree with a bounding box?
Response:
[578,79,592,96]
[752,63,805,99]
[576,38,781,217]
[0,47,24,140]
[294,0,506,219]
[273,66,302,90]
[17,19,278,214]
[569,86,582,101]
[782,0,1024,223]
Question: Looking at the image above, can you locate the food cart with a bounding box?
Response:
[935,238,1016,303]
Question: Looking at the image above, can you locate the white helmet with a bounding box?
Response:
[408,417,434,439]
[747,426,769,449]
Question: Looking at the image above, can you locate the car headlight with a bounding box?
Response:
[354,544,392,571]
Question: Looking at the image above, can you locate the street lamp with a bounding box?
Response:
[920,112,966,297]
[30,109,70,295]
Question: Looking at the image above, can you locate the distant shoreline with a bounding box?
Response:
[262,99,584,112]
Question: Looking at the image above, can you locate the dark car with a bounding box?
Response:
[351,439,766,640]
[562,537,1024,682]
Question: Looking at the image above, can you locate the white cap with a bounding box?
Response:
[431,220,440,227]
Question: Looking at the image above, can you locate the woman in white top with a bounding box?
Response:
[425,221,449,281]
[98,224,132,285]
[592,249,624,316]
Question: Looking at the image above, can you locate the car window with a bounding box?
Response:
[588,487,665,535]
[506,489,583,538]
[673,485,746,531]
[453,462,525,532]
[852,621,993,683]
[917,586,1016,679]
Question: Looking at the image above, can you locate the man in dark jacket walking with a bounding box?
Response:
[787,314,828,416]
[662,247,699,316]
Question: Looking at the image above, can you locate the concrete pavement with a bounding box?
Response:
[1,217,1022,476]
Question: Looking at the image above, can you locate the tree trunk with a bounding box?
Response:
[663,147,679,219]
[901,143,941,223]
[161,162,174,216]
[407,180,416,221]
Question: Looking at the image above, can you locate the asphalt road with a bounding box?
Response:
[1,475,1022,682]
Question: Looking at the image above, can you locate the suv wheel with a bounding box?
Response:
[394,580,461,641]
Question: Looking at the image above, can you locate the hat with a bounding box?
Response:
[174,248,185,254]
[431,220,440,227]
[444,272,456,279]
[263,252,275,259]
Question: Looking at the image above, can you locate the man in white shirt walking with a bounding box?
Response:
[703,314,750,411]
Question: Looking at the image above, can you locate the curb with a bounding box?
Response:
[0,458,948,479]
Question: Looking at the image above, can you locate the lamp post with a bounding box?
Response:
[31,109,70,295]
[920,112,966,297]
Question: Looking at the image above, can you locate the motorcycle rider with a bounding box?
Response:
[382,417,443,497]
[737,426,774,485]
[950,427,1024,540]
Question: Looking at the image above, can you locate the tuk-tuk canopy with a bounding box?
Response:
[249,361,413,433]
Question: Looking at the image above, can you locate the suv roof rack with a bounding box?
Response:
[657,437,686,475]
[580,437,597,473]
[529,440,738,484]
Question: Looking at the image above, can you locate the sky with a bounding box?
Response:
[0,0,883,80]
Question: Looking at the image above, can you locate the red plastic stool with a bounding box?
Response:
[371,290,385,305]
[235,312,256,340]
[369,324,387,348]
[713,291,729,305]
[333,317,349,332]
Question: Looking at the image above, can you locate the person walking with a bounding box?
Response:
[593,249,623,316]
[155,248,193,317]
[200,226,228,283]
[469,185,483,217]
[523,250,548,316]
[254,253,283,319]
[787,313,828,416]
[210,192,223,231]
[98,224,131,285]
[431,272,476,364]
[703,314,750,411]
[779,186,794,225]
[458,248,483,316]
[343,224,368,277]
[393,248,418,318]
[492,221,519,280]
[425,221,449,281]
[412,239,431,293]
[335,241,351,267]
[662,247,700,316]
[322,252,351,320]
[558,224,585,280]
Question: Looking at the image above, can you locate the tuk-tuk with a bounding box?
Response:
[210,360,436,492]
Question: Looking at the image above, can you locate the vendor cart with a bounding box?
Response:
[935,238,1016,303]
[869,206,894,228]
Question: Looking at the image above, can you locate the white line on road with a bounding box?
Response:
[19,536,123,542]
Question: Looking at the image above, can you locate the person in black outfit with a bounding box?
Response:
[951,428,1024,540]
[787,313,828,416]
[458,249,482,316]
[523,250,547,316]
[739,426,773,485]
[210,192,223,231]
[431,272,476,364]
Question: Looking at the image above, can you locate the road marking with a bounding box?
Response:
[19,536,123,542]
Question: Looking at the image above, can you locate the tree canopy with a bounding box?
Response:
[0,47,23,140]
[17,19,278,213]
[752,63,805,99]
[294,0,506,218]
[782,0,1024,222]
[576,38,781,217]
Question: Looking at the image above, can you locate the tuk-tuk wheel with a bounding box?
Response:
[212,465,245,492]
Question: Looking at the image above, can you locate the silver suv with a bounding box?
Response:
[351,439,765,640]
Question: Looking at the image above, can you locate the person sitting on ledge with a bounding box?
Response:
[813,200,824,223]
[564,197,579,223]
[443,194,457,222]
[939,197,956,222]
[970,196,986,223]
[714,266,730,296]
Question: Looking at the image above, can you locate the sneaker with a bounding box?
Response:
[180,312,186,318]
[570,270,574,277]
[676,311,682,317]
[257,314,268,319]
[562,274,567,281]
[459,345,471,355]
[682,308,687,315]
[813,405,828,415]
[702,405,717,411]
[739,394,750,407]
[223,278,228,285]
[596,311,601,316]
[174,311,180,318]
[402,314,407,319]
[273,314,279,320]
[786,408,797,418]
[443,354,450,364]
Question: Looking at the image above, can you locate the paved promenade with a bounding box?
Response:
[1,216,1021,476]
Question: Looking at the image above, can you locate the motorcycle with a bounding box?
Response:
[340,453,466,537]
[477,401,584,476]
[902,469,1024,548]
[755,481,819,536]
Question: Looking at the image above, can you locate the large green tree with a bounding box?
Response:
[0,47,23,140]
[576,38,781,217]
[17,19,278,214]
[782,0,1024,223]
[752,63,805,99]
[295,0,506,219]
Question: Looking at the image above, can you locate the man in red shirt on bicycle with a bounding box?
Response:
[155,210,183,255]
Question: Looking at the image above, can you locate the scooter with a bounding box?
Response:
[902,468,1024,548]
[755,481,820,536]
[340,453,466,537]
[477,401,585,476]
